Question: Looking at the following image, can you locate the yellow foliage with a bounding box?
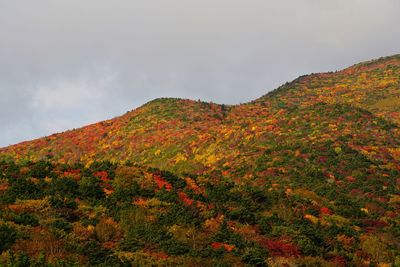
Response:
[206,154,218,165]
[361,208,369,213]
[334,146,342,154]
[72,222,92,240]
[87,225,95,232]
[293,188,322,202]
[388,148,400,160]
[371,96,400,110]
[388,195,400,204]
[325,214,350,226]
[175,153,187,163]
[204,215,224,233]
[85,159,94,168]
[304,214,319,224]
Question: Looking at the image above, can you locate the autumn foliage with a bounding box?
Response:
[0,55,399,266]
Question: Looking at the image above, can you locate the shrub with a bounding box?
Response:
[12,213,39,226]
[50,219,73,232]
[242,245,269,267]
[0,224,17,252]
[78,176,104,200]
[95,218,120,243]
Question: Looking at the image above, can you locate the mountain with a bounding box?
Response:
[0,55,399,266]
[1,55,400,175]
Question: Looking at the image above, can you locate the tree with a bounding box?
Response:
[361,235,389,264]
[0,224,17,252]
[78,176,104,200]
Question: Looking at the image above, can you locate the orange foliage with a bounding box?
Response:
[178,191,194,206]
[211,242,235,252]
[154,175,172,191]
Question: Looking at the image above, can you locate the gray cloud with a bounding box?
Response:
[1,0,399,146]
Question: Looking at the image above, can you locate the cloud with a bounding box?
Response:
[32,67,117,110]
[0,0,399,146]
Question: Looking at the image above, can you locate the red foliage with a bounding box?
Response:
[318,156,328,163]
[94,171,109,181]
[362,219,388,228]
[143,249,169,260]
[211,242,222,249]
[178,191,194,206]
[62,169,81,180]
[154,175,172,191]
[258,238,300,257]
[320,207,332,215]
[211,242,235,252]
[350,189,363,196]
[330,255,347,267]
[102,241,117,250]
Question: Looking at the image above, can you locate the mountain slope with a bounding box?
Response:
[1,55,400,266]
[1,55,400,177]
[258,54,400,123]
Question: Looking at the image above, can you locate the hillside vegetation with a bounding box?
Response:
[0,55,399,266]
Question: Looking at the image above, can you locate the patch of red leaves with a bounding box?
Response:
[258,238,300,257]
[94,171,109,181]
[178,191,194,206]
[211,242,235,252]
[330,255,347,267]
[62,169,81,180]
[154,175,172,191]
[320,207,332,215]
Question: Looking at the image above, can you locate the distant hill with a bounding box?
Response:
[1,55,399,176]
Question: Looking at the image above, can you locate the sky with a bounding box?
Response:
[1,0,400,147]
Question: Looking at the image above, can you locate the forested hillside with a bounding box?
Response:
[0,55,399,266]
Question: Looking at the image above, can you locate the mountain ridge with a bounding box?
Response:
[2,54,399,150]
[1,54,399,172]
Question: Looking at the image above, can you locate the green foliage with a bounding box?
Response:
[49,195,77,210]
[213,221,245,249]
[12,213,39,226]
[0,224,17,252]
[49,177,78,198]
[78,176,104,200]
[242,245,269,267]
[49,219,73,233]
[82,241,118,266]
[28,160,53,179]
[158,203,202,226]
[5,178,41,201]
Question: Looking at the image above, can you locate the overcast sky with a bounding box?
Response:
[1,0,399,147]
